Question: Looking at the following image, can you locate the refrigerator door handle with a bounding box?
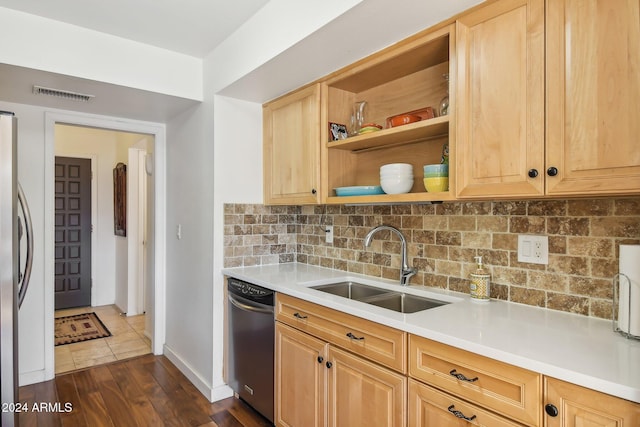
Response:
[17,182,33,309]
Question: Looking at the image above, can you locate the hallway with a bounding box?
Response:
[55,305,151,374]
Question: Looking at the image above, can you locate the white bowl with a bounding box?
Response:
[380,172,414,178]
[380,163,413,173]
[380,176,413,194]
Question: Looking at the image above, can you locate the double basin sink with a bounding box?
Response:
[310,281,449,314]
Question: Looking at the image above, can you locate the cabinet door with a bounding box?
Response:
[275,322,327,427]
[263,84,321,205]
[455,0,545,198]
[545,377,640,427]
[327,346,406,427]
[408,379,523,427]
[546,0,640,195]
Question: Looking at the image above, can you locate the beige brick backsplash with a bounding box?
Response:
[224,198,640,319]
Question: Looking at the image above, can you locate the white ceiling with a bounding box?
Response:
[0,0,270,57]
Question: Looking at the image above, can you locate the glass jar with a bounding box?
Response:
[439,74,449,116]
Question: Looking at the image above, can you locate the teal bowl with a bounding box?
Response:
[423,164,448,177]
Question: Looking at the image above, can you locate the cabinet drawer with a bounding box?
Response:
[409,335,541,426]
[409,379,525,427]
[276,294,406,373]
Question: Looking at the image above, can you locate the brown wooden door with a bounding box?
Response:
[54,156,92,309]
[263,84,321,205]
[327,346,406,427]
[455,0,545,198]
[546,0,640,195]
[545,377,640,427]
[275,322,327,427]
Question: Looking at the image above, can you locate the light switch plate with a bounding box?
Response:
[517,234,548,265]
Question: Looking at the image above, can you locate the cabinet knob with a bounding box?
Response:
[317,356,323,364]
[326,361,333,369]
[528,169,539,178]
[545,404,559,417]
[311,188,317,195]
[547,167,558,177]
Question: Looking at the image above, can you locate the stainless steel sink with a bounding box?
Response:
[310,281,450,313]
[363,293,448,313]
[310,281,390,299]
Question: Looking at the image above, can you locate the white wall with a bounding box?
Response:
[163,102,218,398]
[0,7,202,100]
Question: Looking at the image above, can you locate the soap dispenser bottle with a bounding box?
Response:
[470,256,490,302]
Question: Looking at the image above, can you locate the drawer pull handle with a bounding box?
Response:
[447,405,476,422]
[449,369,478,382]
[346,332,365,340]
[293,312,308,319]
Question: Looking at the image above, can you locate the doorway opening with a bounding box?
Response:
[43,112,167,380]
[53,125,154,373]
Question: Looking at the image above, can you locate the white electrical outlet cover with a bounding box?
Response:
[517,234,548,265]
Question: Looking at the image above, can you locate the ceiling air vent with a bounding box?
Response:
[33,85,95,102]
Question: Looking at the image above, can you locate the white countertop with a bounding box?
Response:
[222,263,640,403]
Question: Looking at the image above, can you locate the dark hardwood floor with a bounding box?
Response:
[18,354,273,427]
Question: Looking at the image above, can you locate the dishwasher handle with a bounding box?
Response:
[228,294,274,314]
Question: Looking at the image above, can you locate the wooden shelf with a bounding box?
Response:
[326,190,454,205]
[327,116,449,152]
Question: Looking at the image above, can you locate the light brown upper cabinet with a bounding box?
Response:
[455,0,545,198]
[263,84,321,205]
[546,0,640,196]
[456,0,640,199]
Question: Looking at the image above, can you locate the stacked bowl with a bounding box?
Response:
[380,163,414,194]
[423,164,449,192]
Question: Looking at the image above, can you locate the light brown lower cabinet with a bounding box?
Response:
[544,377,640,427]
[273,294,640,427]
[328,346,406,426]
[408,379,524,426]
[275,322,326,427]
[275,321,406,427]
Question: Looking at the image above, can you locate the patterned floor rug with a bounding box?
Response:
[55,312,112,346]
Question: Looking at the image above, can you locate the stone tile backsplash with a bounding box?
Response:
[224,198,640,319]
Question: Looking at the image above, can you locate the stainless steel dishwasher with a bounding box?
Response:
[227,278,274,423]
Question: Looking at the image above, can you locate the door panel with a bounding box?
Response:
[546,0,640,195]
[455,0,545,198]
[54,157,91,309]
[327,346,406,427]
[275,322,327,427]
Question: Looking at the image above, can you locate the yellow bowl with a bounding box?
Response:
[423,177,449,192]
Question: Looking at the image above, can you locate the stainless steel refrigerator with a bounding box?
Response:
[0,111,33,427]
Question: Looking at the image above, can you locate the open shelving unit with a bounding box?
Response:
[323,24,455,204]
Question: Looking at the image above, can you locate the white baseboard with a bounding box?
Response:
[163,344,232,402]
[211,383,234,402]
[19,369,49,387]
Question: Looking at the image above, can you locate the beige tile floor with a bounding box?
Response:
[54,304,151,374]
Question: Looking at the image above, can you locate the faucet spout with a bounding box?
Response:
[364,225,417,285]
